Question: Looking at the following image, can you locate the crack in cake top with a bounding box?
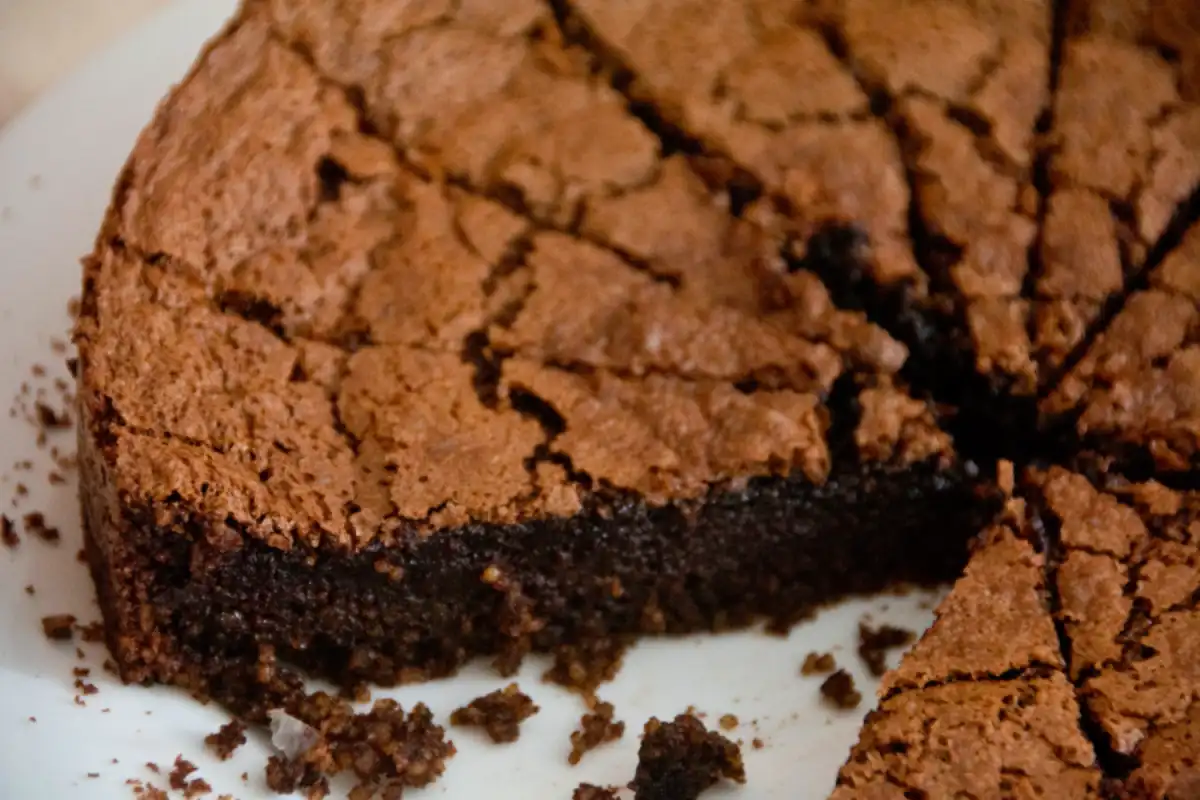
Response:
[74,1,965,551]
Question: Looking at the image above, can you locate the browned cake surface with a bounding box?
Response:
[76,0,987,703]
[1032,467,1200,798]
[72,0,1200,797]
[834,503,1103,798]
[565,0,1200,446]
[1044,224,1200,473]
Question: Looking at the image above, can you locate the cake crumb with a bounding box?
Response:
[24,584,34,595]
[752,737,764,750]
[568,700,625,765]
[205,719,247,760]
[573,784,619,800]
[80,621,106,643]
[41,613,76,640]
[263,694,453,797]
[34,401,70,429]
[820,670,862,710]
[450,683,539,743]
[146,762,160,774]
[23,512,59,543]
[75,678,99,695]
[28,716,35,722]
[544,636,628,694]
[168,756,198,791]
[857,622,915,677]
[631,713,745,799]
[801,652,836,675]
[1,515,17,548]
[87,772,100,778]
[718,714,738,731]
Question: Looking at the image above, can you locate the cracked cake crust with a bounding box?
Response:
[73,1,1200,798]
[75,0,990,703]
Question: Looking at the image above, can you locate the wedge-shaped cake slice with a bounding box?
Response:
[833,501,1102,798]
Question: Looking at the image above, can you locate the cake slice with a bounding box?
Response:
[832,498,1103,798]
[1031,467,1200,799]
[75,2,990,705]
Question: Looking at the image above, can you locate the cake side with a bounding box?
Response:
[74,0,991,702]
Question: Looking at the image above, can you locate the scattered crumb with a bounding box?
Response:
[205,719,248,760]
[752,738,764,750]
[87,772,100,779]
[2,515,17,548]
[31,364,45,378]
[23,512,59,543]
[76,647,85,659]
[263,695,453,798]
[820,670,862,710]
[28,716,35,722]
[73,667,90,677]
[857,622,915,677]
[168,756,198,791]
[49,471,66,485]
[573,784,619,800]
[146,762,160,774]
[718,714,738,731]
[80,621,106,643]
[15,483,27,496]
[74,678,99,695]
[801,652,836,676]
[183,777,212,799]
[631,713,745,799]
[41,613,76,640]
[543,636,628,695]
[568,700,624,765]
[50,338,68,354]
[450,683,539,744]
[34,401,69,429]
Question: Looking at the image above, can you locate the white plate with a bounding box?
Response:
[0,3,943,797]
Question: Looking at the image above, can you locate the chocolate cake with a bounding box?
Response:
[75,0,989,701]
[833,497,1103,797]
[70,0,1200,797]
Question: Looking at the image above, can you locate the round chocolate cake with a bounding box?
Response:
[73,0,1200,797]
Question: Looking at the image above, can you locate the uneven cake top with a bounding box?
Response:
[1042,223,1200,471]
[75,0,964,551]
[878,513,1062,697]
[1030,466,1200,796]
[832,675,1102,799]
[566,0,1200,399]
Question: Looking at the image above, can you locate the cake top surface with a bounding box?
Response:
[1031,466,1200,795]
[76,2,966,552]
[1043,224,1200,472]
[833,492,1102,798]
[567,0,1200,399]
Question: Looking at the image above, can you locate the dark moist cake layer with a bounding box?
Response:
[75,1,989,700]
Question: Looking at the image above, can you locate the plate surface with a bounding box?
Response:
[0,3,942,797]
